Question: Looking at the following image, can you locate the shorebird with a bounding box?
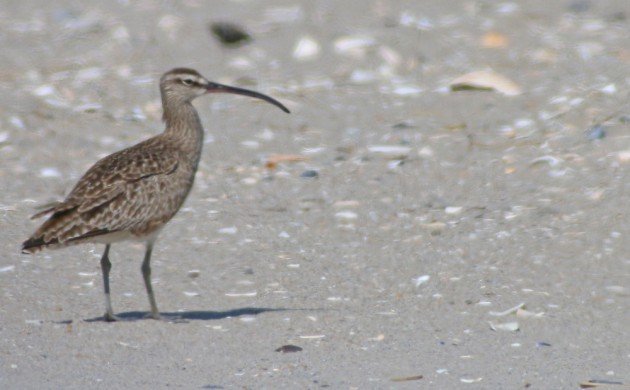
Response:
[22,68,289,321]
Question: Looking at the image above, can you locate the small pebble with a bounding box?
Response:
[350,69,377,84]
[158,15,180,33]
[379,46,402,67]
[586,125,606,140]
[300,170,318,178]
[188,270,200,278]
[399,11,434,30]
[131,107,146,121]
[333,200,360,208]
[392,121,415,129]
[367,145,411,159]
[9,116,25,129]
[334,35,375,56]
[218,227,238,235]
[392,85,423,96]
[225,292,257,297]
[600,84,616,95]
[302,147,326,155]
[227,57,253,70]
[256,128,275,141]
[391,375,423,382]
[32,85,55,97]
[418,147,434,158]
[413,275,430,287]
[450,70,522,96]
[617,150,630,163]
[387,160,404,169]
[489,321,519,332]
[275,345,303,353]
[497,3,519,13]
[73,103,102,113]
[530,155,562,167]
[40,167,61,178]
[292,36,320,60]
[460,377,483,383]
[240,140,259,149]
[210,22,251,46]
[75,67,104,82]
[241,177,258,185]
[514,118,534,128]
[112,26,129,42]
[335,211,358,220]
[445,206,463,215]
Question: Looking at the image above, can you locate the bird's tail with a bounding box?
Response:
[21,236,52,254]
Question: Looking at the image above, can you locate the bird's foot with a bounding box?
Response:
[145,311,162,320]
[103,312,122,322]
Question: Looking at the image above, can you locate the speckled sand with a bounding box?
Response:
[1,1,629,388]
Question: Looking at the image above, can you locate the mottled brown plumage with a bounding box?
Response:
[22,68,289,321]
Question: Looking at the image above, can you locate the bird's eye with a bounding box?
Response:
[181,78,194,86]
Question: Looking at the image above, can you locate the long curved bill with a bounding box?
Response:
[206,82,290,113]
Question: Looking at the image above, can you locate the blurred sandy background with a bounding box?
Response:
[0,1,629,388]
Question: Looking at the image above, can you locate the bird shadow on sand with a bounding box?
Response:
[83,307,287,323]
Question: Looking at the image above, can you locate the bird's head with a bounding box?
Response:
[160,68,289,113]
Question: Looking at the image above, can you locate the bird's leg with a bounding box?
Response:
[100,244,120,321]
[141,242,161,319]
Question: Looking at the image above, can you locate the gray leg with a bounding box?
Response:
[100,244,119,321]
[141,242,161,319]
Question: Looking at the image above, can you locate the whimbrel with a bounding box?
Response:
[22,68,289,321]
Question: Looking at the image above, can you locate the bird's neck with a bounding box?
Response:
[162,101,204,159]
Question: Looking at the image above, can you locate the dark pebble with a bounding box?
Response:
[210,22,251,46]
[391,375,423,382]
[587,379,624,385]
[586,125,606,140]
[392,121,415,129]
[300,170,319,178]
[52,319,73,324]
[275,344,303,353]
[536,341,552,347]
